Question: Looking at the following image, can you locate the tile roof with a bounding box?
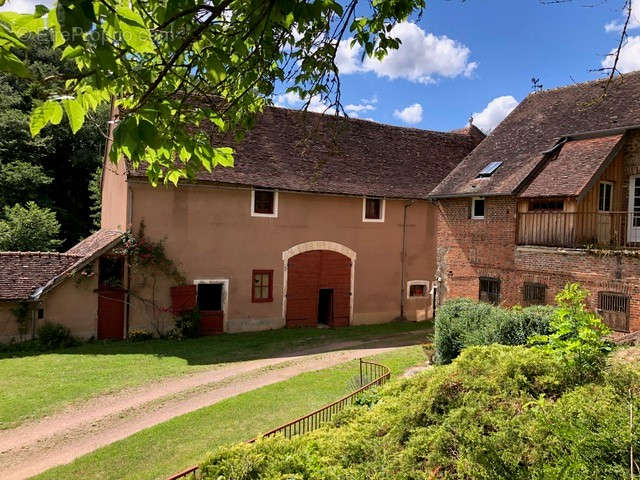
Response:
[0,252,82,300]
[431,72,640,198]
[129,106,483,200]
[519,134,625,198]
[0,229,124,301]
[66,229,124,257]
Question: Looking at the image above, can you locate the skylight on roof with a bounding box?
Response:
[477,161,502,177]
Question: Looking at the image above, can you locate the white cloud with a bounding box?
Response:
[344,95,377,118]
[0,0,52,13]
[393,103,423,124]
[336,22,477,84]
[602,35,640,73]
[274,91,336,114]
[605,0,640,32]
[472,95,518,133]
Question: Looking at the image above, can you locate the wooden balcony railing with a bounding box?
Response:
[517,211,640,249]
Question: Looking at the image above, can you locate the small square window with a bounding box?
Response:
[408,281,429,298]
[363,197,385,222]
[599,182,613,212]
[252,189,277,217]
[523,283,546,306]
[252,270,273,303]
[472,197,485,219]
[37,308,44,319]
[479,277,500,305]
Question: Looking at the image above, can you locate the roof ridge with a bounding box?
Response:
[266,105,469,138]
[526,71,640,97]
[0,251,84,257]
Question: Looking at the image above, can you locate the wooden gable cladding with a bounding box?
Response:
[285,250,351,328]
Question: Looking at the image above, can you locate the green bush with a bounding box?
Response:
[37,322,77,349]
[434,298,553,364]
[530,283,614,385]
[174,308,200,338]
[198,345,640,480]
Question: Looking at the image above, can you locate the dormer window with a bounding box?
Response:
[477,161,502,178]
[363,197,385,222]
[251,189,278,217]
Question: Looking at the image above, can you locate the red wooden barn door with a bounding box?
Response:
[286,250,351,328]
[97,288,125,339]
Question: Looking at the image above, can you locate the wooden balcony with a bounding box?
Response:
[517,211,640,249]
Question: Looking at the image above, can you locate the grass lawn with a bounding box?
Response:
[0,321,431,428]
[33,345,426,480]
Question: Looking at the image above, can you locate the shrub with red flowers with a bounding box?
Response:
[117,222,185,284]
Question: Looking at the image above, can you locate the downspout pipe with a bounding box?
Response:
[400,200,416,320]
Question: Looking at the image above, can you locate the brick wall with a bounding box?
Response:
[436,195,640,332]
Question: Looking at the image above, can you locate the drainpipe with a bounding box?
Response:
[400,201,416,320]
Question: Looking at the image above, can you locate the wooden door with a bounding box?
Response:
[97,288,125,339]
[629,176,640,243]
[286,250,351,328]
[197,283,224,335]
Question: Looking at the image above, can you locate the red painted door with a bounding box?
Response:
[286,250,351,328]
[97,288,125,339]
[200,311,224,335]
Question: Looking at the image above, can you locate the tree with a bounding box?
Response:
[0,34,108,249]
[0,201,62,251]
[0,0,425,185]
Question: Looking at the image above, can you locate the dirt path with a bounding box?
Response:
[0,331,425,480]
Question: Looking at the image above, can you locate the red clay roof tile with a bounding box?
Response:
[129,106,483,200]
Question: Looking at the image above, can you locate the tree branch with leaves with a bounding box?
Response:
[0,0,425,186]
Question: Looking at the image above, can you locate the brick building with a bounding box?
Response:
[431,72,640,332]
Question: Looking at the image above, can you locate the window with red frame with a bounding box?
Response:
[252,270,273,302]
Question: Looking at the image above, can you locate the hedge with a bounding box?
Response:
[434,298,553,365]
[198,345,640,480]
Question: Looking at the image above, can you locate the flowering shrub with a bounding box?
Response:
[117,221,184,284]
[128,329,153,342]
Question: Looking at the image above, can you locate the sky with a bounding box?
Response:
[2,0,639,133]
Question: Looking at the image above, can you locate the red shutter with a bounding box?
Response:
[170,285,197,314]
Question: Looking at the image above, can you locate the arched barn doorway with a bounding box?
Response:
[285,249,353,328]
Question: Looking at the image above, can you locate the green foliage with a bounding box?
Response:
[434,298,553,365]
[0,34,108,248]
[10,301,30,338]
[173,309,200,339]
[530,283,614,384]
[88,166,102,230]
[0,0,425,185]
[128,329,153,342]
[119,222,185,283]
[0,201,62,251]
[200,345,640,480]
[37,322,77,349]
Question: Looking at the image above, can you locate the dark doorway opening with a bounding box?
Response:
[318,289,334,325]
[197,283,222,311]
[197,283,224,335]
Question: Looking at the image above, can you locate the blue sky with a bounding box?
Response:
[335,0,638,132]
[2,0,638,133]
[279,0,640,132]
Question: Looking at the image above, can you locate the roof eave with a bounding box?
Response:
[31,233,125,300]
